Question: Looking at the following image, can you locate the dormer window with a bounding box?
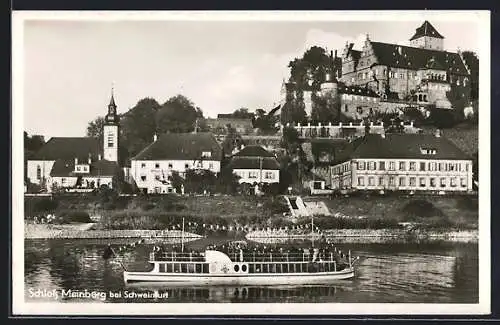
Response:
[420,147,437,155]
[201,151,212,158]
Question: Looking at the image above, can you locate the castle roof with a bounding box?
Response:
[131,132,222,161]
[409,21,444,41]
[369,42,469,75]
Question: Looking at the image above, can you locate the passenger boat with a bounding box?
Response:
[123,242,359,285]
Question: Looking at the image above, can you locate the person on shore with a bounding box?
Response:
[102,244,115,260]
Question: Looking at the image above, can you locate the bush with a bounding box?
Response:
[58,210,92,223]
[401,200,445,220]
[34,198,58,213]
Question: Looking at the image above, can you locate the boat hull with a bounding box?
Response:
[123,268,355,285]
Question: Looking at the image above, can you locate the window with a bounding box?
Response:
[61,178,66,185]
[389,176,395,186]
[168,163,173,169]
[399,161,406,171]
[389,161,395,171]
[208,162,214,170]
[249,171,258,179]
[107,134,114,148]
[450,177,457,187]
[141,163,146,168]
[419,177,426,187]
[184,163,189,169]
[345,104,348,112]
[409,162,416,171]
[461,178,467,187]
[155,163,160,168]
[76,166,81,171]
[369,161,376,170]
[399,177,406,187]
[378,177,385,186]
[36,165,41,180]
[265,171,275,179]
[449,163,456,172]
[429,162,436,171]
[358,177,365,186]
[202,151,212,158]
[155,175,160,181]
[379,161,385,170]
[368,177,375,186]
[141,176,146,181]
[420,162,426,171]
[430,178,436,187]
[358,161,365,170]
[409,177,416,187]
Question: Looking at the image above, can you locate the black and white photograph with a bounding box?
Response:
[12,10,490,315]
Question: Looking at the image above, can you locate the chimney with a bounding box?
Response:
[88,156,92,164]
[74,157,78,165]
[435,129,441,138]
[153,133,158,142]
[334,50,337,58]
[98,154,102,160]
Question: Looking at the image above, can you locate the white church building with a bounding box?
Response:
[26,91,121,192]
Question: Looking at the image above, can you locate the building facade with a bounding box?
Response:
[329,133,473,193]
[229,145,280,185]
[130,132,222,194]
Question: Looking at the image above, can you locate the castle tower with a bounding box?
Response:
[409,20,444,51]
[103,87,119,162]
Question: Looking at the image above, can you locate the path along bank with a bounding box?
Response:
[24,223,477,243]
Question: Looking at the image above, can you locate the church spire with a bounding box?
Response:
[109,84,117,109]
[105,84,118,124]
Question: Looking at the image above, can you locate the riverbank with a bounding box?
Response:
[24,223,203,240]
[25,223,477,243]
[245,229,478,244]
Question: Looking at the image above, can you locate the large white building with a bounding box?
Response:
[330,132,473,193]
[130,132,223,194]
[229,145,280,185]
[26,92,120,192]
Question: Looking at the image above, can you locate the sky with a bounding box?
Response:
[20,12,482,139]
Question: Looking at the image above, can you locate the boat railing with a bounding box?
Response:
[150,252,205,262]
[227,252,347,263]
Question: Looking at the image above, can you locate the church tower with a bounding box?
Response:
[409,21,444,51]
[103,88,119,162]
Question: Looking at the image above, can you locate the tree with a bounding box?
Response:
[86,116,105,140]
[168,171,184,193]
[461,51,479,102]
[288,46,331,89]
[119,97,160,160]
[184,169,217,194]
[216,163,241,194]
[221,125,244,156]
[231,108,253,119]
[156,95,201,134]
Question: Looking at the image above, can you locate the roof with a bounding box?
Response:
[310,138,362,166]
[423,56,445,70]
[132,132,223,161]
[341,134,471,162]
[409,21,444,41]
[50,159,119,177]
[229,156,280,170]
[369,42,469,75]
[30,137,101,161]
[233,145,275,158]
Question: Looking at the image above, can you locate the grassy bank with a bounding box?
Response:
[24,192,478,234]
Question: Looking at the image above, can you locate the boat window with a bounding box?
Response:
[270,264,277,273]
[241,264,247,272]
[234,264,240,272]
[174,263,181,273]
[202,263,209,274]
[263,264,269,273]
[181,263,188,273]
[159,263,166,273]
[248,263,254,273]
[319,262,325,272]
[282,264,288,273]
[166,263,173,273]
[195,263,202,273]
[188,263,195,273]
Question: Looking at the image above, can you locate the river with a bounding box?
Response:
[24,237,478,304]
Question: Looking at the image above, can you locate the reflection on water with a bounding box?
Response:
[24,238,478,303]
